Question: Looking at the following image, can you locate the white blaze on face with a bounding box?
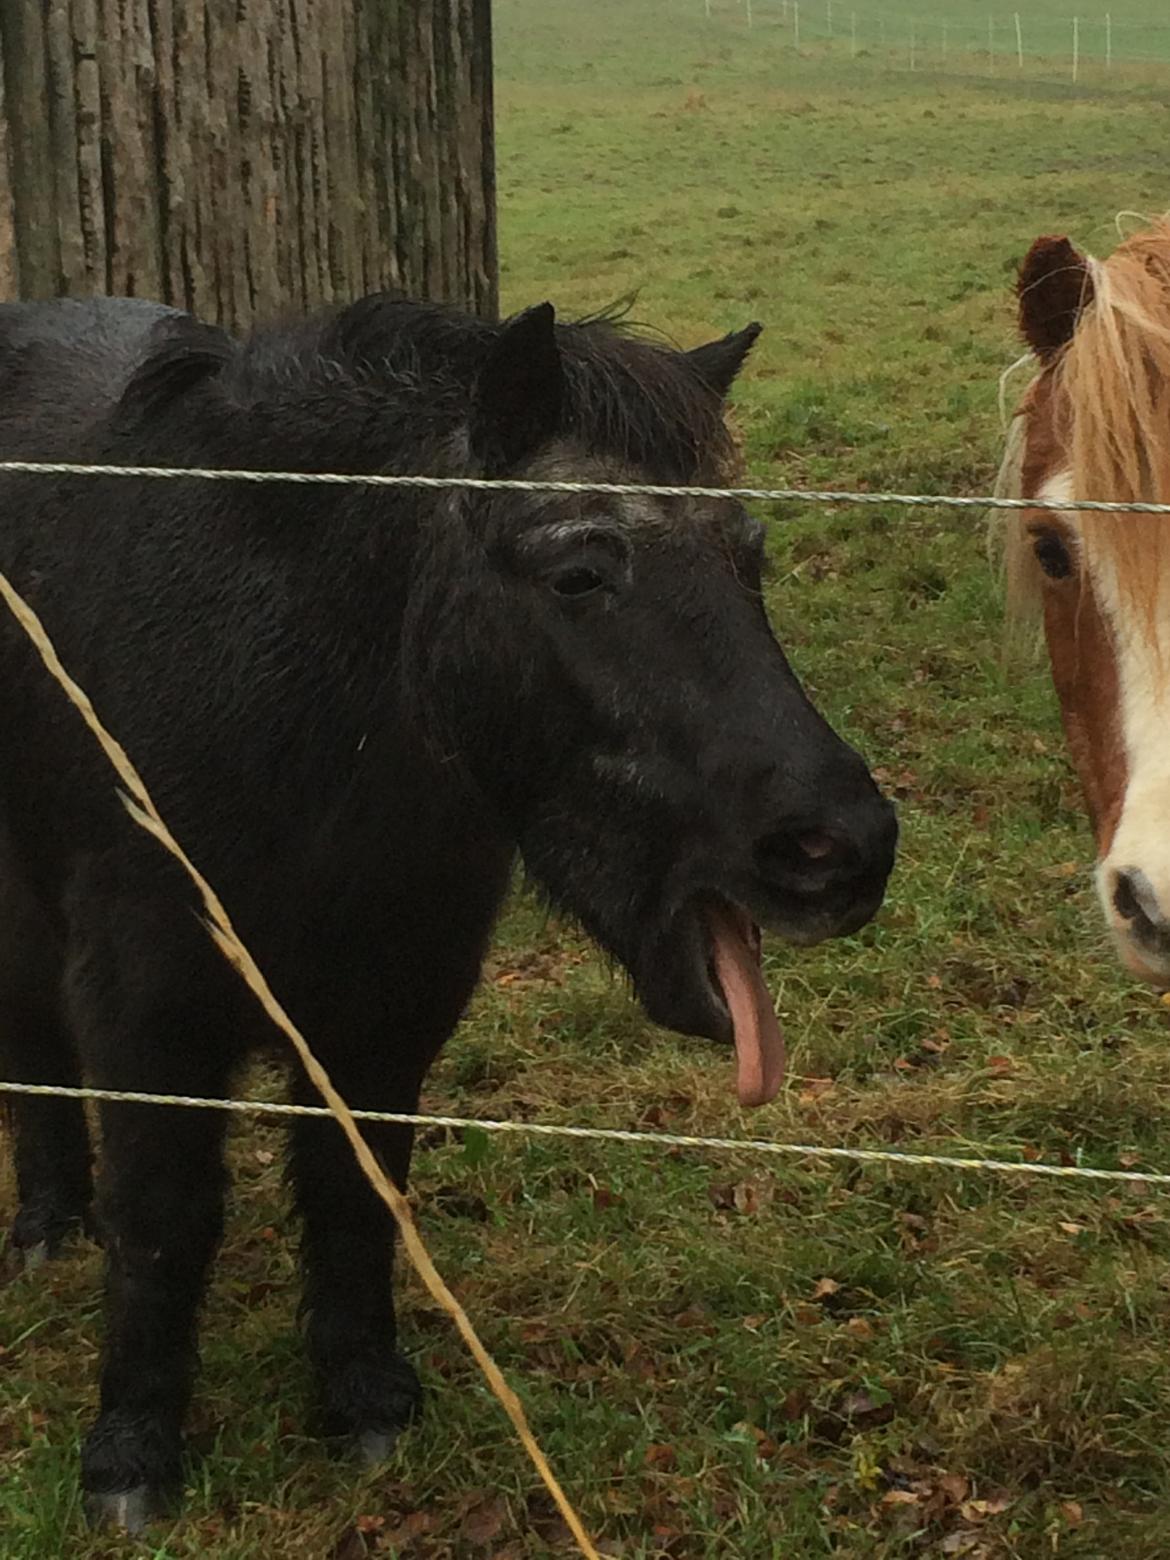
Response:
[1044,467,1170,983]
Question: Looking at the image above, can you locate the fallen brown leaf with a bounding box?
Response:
[733,1421,778,1459]
[941,1533,986,1556]
[672,1305,715,1333]
[960,1493,1013,1521]
[799,1076,835,1097]
[937,1473,969,1505]
[461,1494,508,1544]
[780,1386,809,1421]
[383,1510,440,1547]
[838,1389,891,1422]
[734,1181,763,1214]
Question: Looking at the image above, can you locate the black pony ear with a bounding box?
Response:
[470,303,564,470]
[1018,236,1094,362]
[687,322,762,399]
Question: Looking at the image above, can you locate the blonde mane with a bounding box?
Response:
[995,399,1039,632]
[1001,216,1170,625]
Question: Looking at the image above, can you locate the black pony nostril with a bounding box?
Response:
[755,825,855,887]
[794,830,838,863]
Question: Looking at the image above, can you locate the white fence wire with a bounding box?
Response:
[0,457,1169,512]
[2,1079,1168,1189]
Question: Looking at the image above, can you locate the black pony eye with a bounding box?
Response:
[553,566,606,599]
[1033,530,1073,580]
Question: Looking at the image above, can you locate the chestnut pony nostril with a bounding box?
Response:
[1112,869,1169,941]
[1113,872,1144,925]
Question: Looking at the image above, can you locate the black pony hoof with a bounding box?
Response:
[10,1199,90,1262]
[357,1427,401,1465]
[83,1484,163,1534]
[81,1409,181,1530]
[316,1350,423,1456]
[18,1239,51,1272]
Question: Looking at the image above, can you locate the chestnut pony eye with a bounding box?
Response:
[1033,530,1074,580]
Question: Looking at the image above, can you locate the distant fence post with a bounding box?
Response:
[988,15,994,73]
[942,20,948,60]
[827,0,833,39]
[794,1,800,49]
[909,19,915,70]
[1072,15,1079,82]
[851,10,857,57]
[1105,12,1112,69]
[1014,12,1023,67]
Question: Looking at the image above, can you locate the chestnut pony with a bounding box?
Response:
[1001,217,1170,984]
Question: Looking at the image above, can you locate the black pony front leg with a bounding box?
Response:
[290,1065,424,1458]
[64,858,242,1531]
[80,1086,230,1528]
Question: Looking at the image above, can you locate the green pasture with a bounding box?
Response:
[5,3,1170,1554]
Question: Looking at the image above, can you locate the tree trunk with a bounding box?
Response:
[0,0,497,327]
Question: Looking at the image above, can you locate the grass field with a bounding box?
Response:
[6,3,1170,1555]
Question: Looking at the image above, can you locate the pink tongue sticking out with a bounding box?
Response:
[708,906,786,1107]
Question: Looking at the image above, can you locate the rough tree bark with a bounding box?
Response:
[0,0,497,327]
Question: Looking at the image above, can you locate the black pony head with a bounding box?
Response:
[388,300,896,1104]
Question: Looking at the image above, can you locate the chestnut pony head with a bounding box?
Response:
[1001,219,1170,985]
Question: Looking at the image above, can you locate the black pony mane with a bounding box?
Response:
[118,296,738,482]
[320,296,738,480]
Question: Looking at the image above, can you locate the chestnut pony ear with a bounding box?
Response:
[1018,235,1094,362]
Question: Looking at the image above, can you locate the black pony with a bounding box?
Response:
[0,294,895,1526]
